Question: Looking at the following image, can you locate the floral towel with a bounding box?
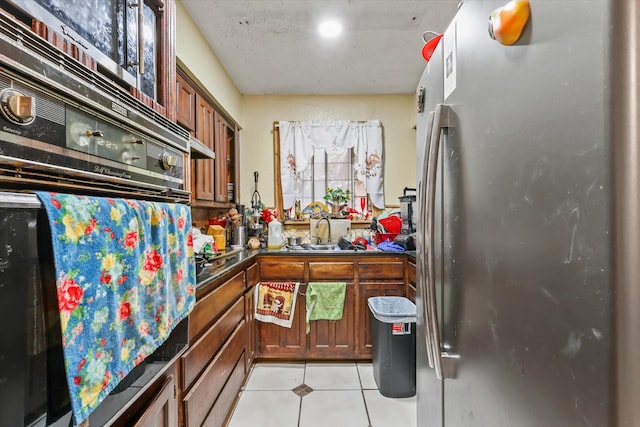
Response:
[254,282,300,328]
[35,192,196,426]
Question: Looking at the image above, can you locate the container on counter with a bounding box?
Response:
[267,218,283,249]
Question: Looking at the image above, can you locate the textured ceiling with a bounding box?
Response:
[181,0,460,95]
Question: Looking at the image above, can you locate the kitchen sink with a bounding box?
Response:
[286,243,339,251]
[302,243,338,250]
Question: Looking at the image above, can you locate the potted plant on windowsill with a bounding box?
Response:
[323,187,351,218]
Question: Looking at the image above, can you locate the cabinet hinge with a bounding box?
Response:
[173,384,177,399]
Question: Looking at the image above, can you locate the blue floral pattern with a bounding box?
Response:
[36,192,196,425]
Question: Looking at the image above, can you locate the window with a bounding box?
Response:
[275,120,384,219]
[296,147,363,210]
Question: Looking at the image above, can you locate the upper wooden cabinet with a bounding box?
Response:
[214,112,235,203]
[176,73,196,132]
[177,70,238,206]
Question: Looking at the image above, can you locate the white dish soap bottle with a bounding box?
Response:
[267,217,283,249]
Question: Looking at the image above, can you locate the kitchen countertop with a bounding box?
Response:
[195,247,414,290]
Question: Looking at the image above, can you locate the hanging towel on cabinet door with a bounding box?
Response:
[255,282,300,328]
[35,192,196,426]
[306,282,347,333]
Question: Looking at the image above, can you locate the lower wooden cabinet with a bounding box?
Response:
[109,360,181,427]
[407,261,417,302]
[133,375,178,427]
[180,266,250,427]
[183,321,246,427]
[357,282,405,356]
[307,282,356,357]
[256,256,405,360]
[258,283,308,357]
[244,286,257,369]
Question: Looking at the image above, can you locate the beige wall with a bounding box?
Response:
[175,1,243,124]
[240,95,417,209]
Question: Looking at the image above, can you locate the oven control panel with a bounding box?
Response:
[0,70,187,199]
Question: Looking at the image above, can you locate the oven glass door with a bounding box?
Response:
[19,0,158,100]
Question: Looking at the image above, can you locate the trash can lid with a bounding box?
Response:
[367,296,416,323]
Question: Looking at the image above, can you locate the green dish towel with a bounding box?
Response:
[306,282,347,334]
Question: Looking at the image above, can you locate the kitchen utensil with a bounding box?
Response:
[399,187,416,233]
[233,226,247,246]
[251,171,261,217]
[287,236,302,246]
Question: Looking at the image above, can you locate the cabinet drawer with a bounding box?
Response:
[358,261,404,280]
[260,262,305,281]
[247,263,259,287]
[189,271,245,341]
[183,320,246,427]
[408,262,416,284]
[309,262,354,280]
[201,350,246,427]
[181,297,244,391]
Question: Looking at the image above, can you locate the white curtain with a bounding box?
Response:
[279,120,384,210]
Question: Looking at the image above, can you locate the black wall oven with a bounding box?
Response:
[0,193,189,427]
[0,5,191,427]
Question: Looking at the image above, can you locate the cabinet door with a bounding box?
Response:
[407,261,417,302]
[244,287,257,369]
[133,375,177,427]
[193,94,215,203]
[258,283,307,358]
[358,282,405,356]
[214,112,230,202]
[176,73,196,132]
[307,282,356,358]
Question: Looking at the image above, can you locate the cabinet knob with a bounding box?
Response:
[85,130,104,137]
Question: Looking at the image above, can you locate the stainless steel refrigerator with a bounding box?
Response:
[415,1,640,426]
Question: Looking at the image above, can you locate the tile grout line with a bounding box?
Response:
[356,363,374,427]
[296,362,307,427]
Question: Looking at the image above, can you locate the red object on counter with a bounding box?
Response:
[378,215,402,234]
[374,232,399,244]
[208,218,227,227]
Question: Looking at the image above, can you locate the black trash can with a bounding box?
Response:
[368,296,416,398]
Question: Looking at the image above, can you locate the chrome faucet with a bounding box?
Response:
[315,217,332,244]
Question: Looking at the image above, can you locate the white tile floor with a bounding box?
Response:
[225,362,416,427]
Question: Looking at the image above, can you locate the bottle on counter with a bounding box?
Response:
[267,217,283,249]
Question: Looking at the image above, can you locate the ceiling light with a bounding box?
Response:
[318,19,343,38]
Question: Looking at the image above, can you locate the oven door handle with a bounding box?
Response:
[0,192,41,208]
[137,1,145,75]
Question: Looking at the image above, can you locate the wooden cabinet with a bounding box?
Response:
[192,93,216,204]
[307,282,356,357]
[244,287,257,369]
[258,283,308,357]
[176,73,196,131]
[132,375,178,427]
[176,70,238,206]
[214,112,235,203]
[108,360,181,427]
[407,261,417,302]
[181,270,247,427]
[357,259,405,356]
[306,261,356,357]
[256,256,405,360]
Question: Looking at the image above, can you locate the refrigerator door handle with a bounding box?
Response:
[425,104,454,380]
[418,111,435,369]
